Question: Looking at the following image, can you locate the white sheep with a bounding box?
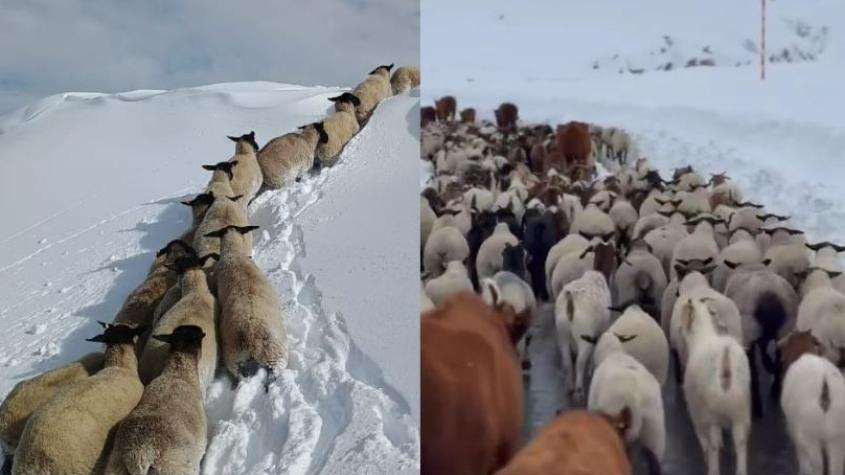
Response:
[781,352,845,475]
[680,297,751,475]
[224,132,263,202]
[106,326,207,475]
[316,94,361,166]
[555,270,612,402]
[570,203,615,242]
[713,228,763,293]
[796,268,845,368]
[0,353,104,456]
[763,226,810,288]
[257,122,325,189]
[601,304,669,384]
[544,234,590,293]
[351,63,394,124]
[390,65,420,94]
[588,349,665,465]
[206,225,287,385]
[423,225,469,277]
[12,323,145,475]
[475,223,519,284]
[192,192,250,265]
[421,196,436,251]
[670,215,722,283]
[138,253,218,394]
[424,260,473,307]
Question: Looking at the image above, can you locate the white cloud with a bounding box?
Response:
[0,0,419,114]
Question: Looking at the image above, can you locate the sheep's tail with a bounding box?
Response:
[121,446,155,475]
[820,377,832,413]
[720,346,733,392]
[565,290,575,322]
[822,443,830,475]
[635,269,652,292]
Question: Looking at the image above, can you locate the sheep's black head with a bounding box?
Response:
[204,224,260,239]
[152,325,206,352]
[228,131,259,153]
[202,161,238,181]
[156,240,197,269]
[181,192,215,209]
[86,322,146,345]
[369,63,394,75]
[501,242,527,279]
[166,252,219,273]
[329,92,361,107]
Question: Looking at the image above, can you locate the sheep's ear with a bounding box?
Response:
[97,320,111,329]
[227,135,239,142]
[607,305,626,313]
[387,63,394,71]
[700,264,717,275]
[152,333,174,344]
[86,334,107,343]
[786,228,804,235]
[327,95,339,102]
[235,225,260,235]
[762,258,773,266]
[227,195,244,202]
[202,164,216,171]
[484,280,501,307]
[580,334,598,345]
[828,270,842,279]
[199,253,220,266]
[674,263,688,279]
[346,93,361,107]
[724,260,739,270]
[204,227,231,239]
[615,333,637,343]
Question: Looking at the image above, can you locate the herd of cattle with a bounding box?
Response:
[420,97,845,475]
[0,64,419,475]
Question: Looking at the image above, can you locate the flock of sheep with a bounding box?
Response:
[0,64,419,475]
[420,97,845,475]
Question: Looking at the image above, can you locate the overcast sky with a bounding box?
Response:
[0,0,419,114]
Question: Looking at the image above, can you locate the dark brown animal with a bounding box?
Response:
[435,96,457,122]
[495,410,632,475]
[556,121,593,177]
[779,330,823,375]
[421,106,436,128]
[460,108,476,124]
[495,103,519,132]
[421,293,523,475]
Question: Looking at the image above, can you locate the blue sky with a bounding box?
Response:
[0,0,419,114]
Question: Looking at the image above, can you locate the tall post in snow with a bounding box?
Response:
[761,0,766,80]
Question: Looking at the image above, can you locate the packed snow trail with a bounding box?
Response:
[0,82,420,475]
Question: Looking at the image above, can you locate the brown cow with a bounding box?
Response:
[460,107,476,124]
[495,102,519,132]
[421,106,436,128]
[435,96,457,122]
[556,121,593,179]
[421,292,523,475]
[495,410,632,475]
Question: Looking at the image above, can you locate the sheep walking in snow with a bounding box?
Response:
[257,122,326,189]
[600,304,669,384]
[106,326,208,475]
[12,323,145,475]
[223,132,263,202]
[138,252,218,393]
[390,65,420,94]
[352,64,394,124]
[423,225,470,278]
[0,353,104,459]
[316,94,361,166]
[192,192,250,265]
[205,225,287,387]
[424,260,473,307]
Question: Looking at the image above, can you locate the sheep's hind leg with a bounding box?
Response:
[747,343,763,419]
[1,454,11,475]
[731,419,750,475]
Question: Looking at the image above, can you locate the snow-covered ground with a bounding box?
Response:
[0,82,419,474]
[423,0,844,473]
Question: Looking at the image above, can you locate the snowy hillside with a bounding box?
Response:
[423,0,844,86]
[0,82,420,474]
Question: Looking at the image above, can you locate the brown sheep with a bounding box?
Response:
[421,292,523,475]
[495,410,632,475]
[459,108,476,124]
[435,96,457,122]
[556,121,593,178]
[421,106,436,128]
[495,102,519,132]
